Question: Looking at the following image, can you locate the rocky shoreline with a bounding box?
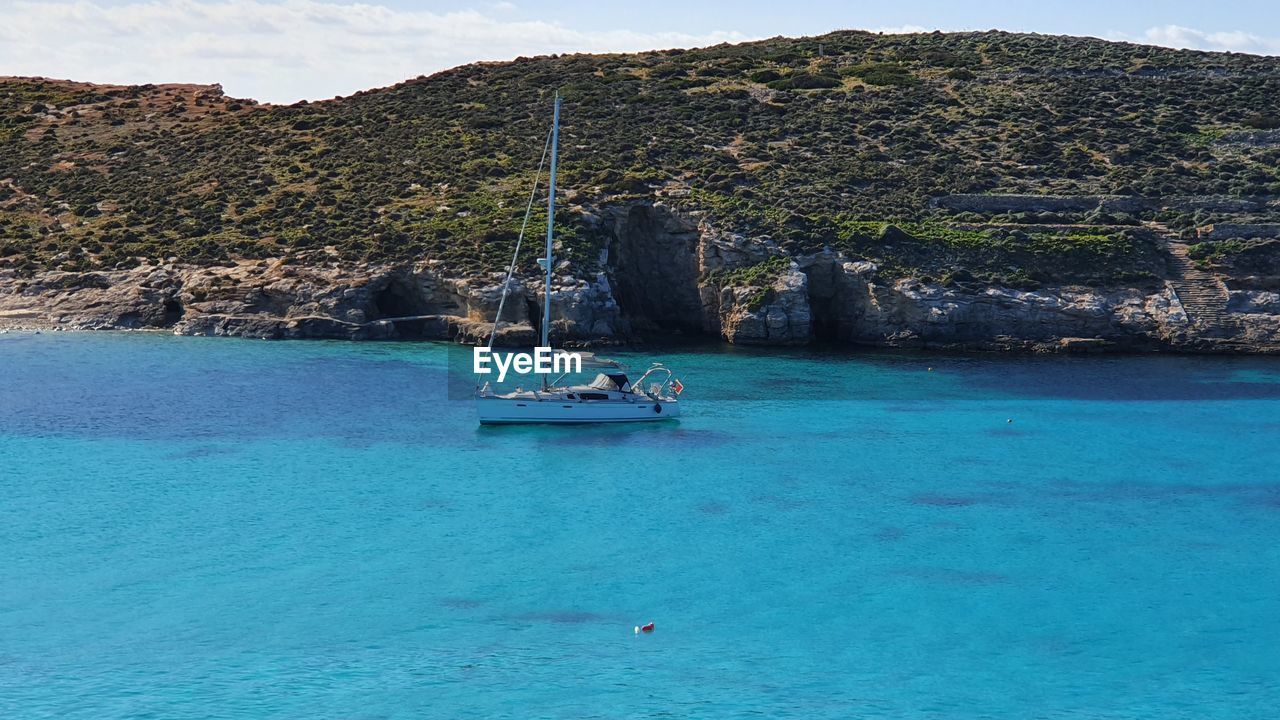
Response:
[6,38,1280,356]
[3,202,1277,355]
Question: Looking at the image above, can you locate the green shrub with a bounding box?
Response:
[859,63,920,87]
[788,73,841,89]
[1243,113,1280,130]
[0,31,1262,286]
[702,255,791,310]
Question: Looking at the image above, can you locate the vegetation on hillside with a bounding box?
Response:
[3,30,1279,287]
[1189,238,1280,275]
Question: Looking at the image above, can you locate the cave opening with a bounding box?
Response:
[162,297,184,325]
[374,276,432,339]
[801,257,850,344]
[809,293,839,342]
[606,205,704,335]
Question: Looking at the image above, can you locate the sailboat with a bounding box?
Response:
[475,93,683,425]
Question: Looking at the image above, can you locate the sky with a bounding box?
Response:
[1,0,1278,103]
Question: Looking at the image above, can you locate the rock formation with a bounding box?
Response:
[2,200,1275,353]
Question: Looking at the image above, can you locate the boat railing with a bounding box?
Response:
[634,365,675,401]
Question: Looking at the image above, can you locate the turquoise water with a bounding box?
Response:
[2,332,1279,718]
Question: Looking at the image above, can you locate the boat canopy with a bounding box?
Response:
[588,373,631,392]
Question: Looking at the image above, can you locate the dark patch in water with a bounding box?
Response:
[952,355,1280,402]
[755,494,809,510]
[545,427,734,448]
[166,444,238,460]
[911,493,979,507]
[1011,532,1044,545]
[896,566,1009,585]
[697,501,729,515]
[544,433,634,448]
[1250,489,1280,509]
[667,428,734,445]
[1163,457,1206,472]
[1048,480,1280,512]
[440,598,483,609]
[873,526,905,541]
[1051,480,1257,501]
[984,426,1029,437]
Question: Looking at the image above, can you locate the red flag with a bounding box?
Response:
[672,379,684,395]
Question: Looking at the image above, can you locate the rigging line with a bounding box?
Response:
[485,122,555,356]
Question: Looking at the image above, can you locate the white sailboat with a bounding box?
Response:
[475,93,683,425]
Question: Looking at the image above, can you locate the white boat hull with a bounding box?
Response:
[477,396,680,424]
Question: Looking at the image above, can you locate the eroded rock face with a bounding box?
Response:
[856,278,1175,348]
[789,258,1197,350]
[797,252,865,342]
[1226,290,1280,345]
[541,273,628,345]
[0,267,183,330]
[699,224,777,274]
[0,254,629,344]
[1,201,1276,352]
[597,200,795,341]
[704,267,812,345]
[0,260,451,340]
[1229,290,1280,314]
[601,202,703,333]
[691,248,1274,351]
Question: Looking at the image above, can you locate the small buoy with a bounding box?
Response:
[640,622,655,633]
[1006,418,1013,423]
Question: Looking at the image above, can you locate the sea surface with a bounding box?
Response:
[2,332,1279,719]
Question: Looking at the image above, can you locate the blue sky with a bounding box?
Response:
[362,0,1280,39]
[2,0,1278,102]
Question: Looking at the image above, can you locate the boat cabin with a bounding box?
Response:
[589,373,631,393]
[566,373,632,401]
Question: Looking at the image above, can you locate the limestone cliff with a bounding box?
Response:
[2,200,1276,353]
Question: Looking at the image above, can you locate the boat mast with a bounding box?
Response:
[541,92,560,354]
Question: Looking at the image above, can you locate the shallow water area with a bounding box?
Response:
[2,332,1279,718]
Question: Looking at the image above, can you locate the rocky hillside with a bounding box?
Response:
[1,30,1279,351]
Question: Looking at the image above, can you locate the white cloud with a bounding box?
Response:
[868,25,933,35]
[1118,24,1280,55]
[10,3,1273,106]
[0,0,752,103]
